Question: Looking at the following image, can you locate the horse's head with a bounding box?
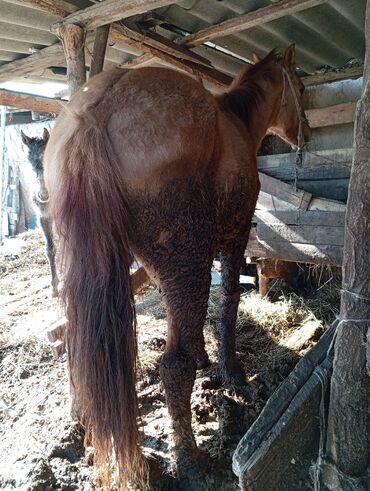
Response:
[266,45,311,148]
[21,127,50,179]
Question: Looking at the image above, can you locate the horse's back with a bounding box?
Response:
[46,67,219,194]
[107,67,219,190]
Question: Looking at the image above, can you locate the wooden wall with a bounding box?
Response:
[258,76,362,202]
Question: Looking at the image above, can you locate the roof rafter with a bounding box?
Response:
[181,0,329,47]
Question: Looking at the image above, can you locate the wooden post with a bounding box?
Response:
[89,25,110,78]
[0,106,6,244]
[52,24,86,96]
[319,1,370,488]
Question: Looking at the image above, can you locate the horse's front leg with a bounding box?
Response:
[218,241,247,384]
[39,214,59,297]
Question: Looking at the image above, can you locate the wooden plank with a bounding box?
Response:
[302,66,363,87]
[233,323,336,478]
[259,172,312,210]
[308,197,346,211]
[290,178,349,202]
[0,43,65,83]
[51,0,175,31]
[257,223,344,246]
[0,89,64,113]
[246,234,343,265]
[253,210,346,226]
[111,23,212,68]
[257,148,353,181]
[306,102,357,128]
[256,190,297,211]
[90,25,110,78]
[182,0,328,47]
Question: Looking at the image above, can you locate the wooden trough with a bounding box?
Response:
[233,321,337,490]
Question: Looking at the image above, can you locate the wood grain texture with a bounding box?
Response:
[182,0,328,47]
[322,1,370,484]
[53,23,86,95]
[0,89,64,113]
[51,0,174,30]
[306,102,356,128]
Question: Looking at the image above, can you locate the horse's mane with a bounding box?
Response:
[217,50,282,128]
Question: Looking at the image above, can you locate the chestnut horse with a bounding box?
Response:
[44,45,310,487]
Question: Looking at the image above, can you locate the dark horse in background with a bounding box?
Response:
[44,45,310,487]
[21,128,59,297]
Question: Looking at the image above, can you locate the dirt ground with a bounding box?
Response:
[0,231,340,491]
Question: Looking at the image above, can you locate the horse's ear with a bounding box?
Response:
[43,127,50,143]
[284,44,296,71]
[252,52,261,64]
[21,130,32,147]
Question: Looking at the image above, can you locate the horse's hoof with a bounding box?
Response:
[174,446,209,474]
[173,447,211,490]
[218,362,246,386]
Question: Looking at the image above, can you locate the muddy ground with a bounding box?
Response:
[0,231,340,491]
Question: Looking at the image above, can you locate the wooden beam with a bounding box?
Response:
[306,101,357,128]
[302,66,363,86]
[110,23,212,68]
[0,43,65,84]
[0,89,64,113]
[181,0,328,47]
[51,0,174,31]
[90,25,110,78]
[53,24,86,95]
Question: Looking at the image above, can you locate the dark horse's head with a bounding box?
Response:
[21,128,50,179]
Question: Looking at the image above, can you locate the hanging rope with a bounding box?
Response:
[280,66,306,190]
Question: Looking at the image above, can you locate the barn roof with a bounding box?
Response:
[0,0,366,96]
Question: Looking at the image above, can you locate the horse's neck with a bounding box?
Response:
[249,83,281,151]
[222,68,282,152]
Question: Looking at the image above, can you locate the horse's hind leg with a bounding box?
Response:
[219,240,247,384]
[159,265,212,474]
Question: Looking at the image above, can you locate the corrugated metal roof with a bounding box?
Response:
[0,0,366,87]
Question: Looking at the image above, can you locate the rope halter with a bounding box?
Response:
[280,66,306,167]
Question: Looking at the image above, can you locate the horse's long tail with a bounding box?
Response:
[50,110,146,487]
